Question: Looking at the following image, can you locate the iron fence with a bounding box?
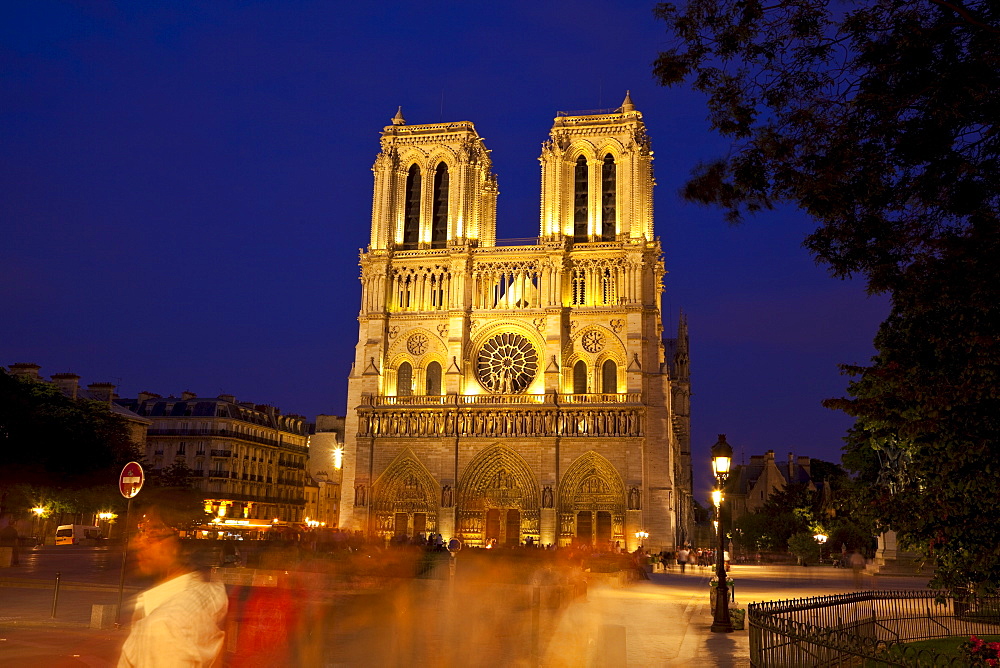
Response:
[748,589,1000,666]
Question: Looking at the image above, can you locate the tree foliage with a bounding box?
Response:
[654,0,999,593]
[0,370,141,516]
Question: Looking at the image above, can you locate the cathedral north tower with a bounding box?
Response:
[339,95,692,551]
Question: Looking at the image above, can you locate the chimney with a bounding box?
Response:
[788,452,796,481]
[88,382,116,404]
[51,373,81,399]
[217,394,236,403]
[8,363,41,380]
[181,391,197,401]
[765,450,775,462]
[138,391,161,403]
[798,456,811,478]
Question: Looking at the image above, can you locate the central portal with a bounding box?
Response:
[457,444,540,548]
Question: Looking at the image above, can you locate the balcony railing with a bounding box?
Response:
[147,428,308,454]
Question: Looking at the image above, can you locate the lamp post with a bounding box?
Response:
[710,434,734,633]
[814,532,828,564]
[634,530,648,549]
[32,507,46,544]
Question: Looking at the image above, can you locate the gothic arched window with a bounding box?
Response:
[573,360,588,394]
[425,361,442,395]
[431,162,449,249]
[397,362,413,396]
[601,359,618,394]
[574,155,588,242]
[601,154,616,241]
[403,165,421,249]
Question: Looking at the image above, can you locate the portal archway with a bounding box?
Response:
[370,452,439,540]
[558,452,626,548]
[458,444,540,547]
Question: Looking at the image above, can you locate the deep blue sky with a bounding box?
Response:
[1,1,888,499]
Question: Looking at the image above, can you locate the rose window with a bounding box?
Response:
[407,333,428,355]
[476,333,538,394]
[581,330,606,353]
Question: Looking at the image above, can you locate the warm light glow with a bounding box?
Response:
[32,507,46,517]
[713,520,719,532]
[814,533,828,544]
[333,447,343,470]
[711,434,734,481]
[97,512,117,521]
[711,490,722,508]
[712,455,731,477]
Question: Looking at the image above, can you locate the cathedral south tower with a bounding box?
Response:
[339,95,693,551]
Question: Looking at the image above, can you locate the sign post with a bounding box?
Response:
[115,461,144,627]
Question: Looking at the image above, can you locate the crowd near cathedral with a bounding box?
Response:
[339,93,694,552]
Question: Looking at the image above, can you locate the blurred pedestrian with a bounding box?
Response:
[0,519,20,565]
[849,550,866,589]
[118,498,227,668]
[677,546,690,573]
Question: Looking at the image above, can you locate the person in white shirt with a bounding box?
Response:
[118,504,227,667]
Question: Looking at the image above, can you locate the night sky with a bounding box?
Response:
[1,1,889,499]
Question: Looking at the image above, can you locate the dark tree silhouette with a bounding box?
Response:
[654,0,999,593]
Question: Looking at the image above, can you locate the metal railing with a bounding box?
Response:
[749,590,1000,667]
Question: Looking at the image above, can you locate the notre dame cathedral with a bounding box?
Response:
[338,94,693,552]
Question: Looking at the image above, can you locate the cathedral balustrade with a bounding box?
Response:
[360,392,640,407]
[356,405,643,439]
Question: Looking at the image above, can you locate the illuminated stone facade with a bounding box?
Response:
[339,96,693,551]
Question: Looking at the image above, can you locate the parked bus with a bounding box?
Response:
[54,525,102,546]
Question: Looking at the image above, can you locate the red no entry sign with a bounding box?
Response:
[119,461,144,498]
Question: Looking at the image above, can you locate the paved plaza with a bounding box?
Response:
[1,546,931,667]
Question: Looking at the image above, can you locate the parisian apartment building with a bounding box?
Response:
[116,391,310,528]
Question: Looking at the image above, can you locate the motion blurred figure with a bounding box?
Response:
[849,550,866,589]
[118,500,227,667]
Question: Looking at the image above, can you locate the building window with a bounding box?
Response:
[571,267,586,305]
[574,155,588,241]
[573,360,588,394]
[602,154,616,241]
[431,162,448,248]
[398,362,413,396]
[425,361,442,395]
[601,359,618,394]
[403,164,421,249]
[178,442,186,454]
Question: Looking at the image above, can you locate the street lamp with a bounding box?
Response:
[814,532,828,564]
[635,530,648,549]
[31,507,46,544]
[710,434,734,633]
